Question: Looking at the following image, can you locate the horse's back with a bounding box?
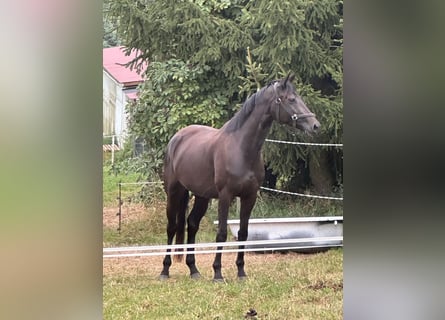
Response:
[166,125,218,156]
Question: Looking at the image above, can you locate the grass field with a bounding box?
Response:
[103,158,343,319]
[103,249,343,319]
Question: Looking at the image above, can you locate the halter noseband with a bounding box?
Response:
[272,82,315,121]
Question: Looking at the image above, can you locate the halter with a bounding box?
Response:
[272,82,315,121]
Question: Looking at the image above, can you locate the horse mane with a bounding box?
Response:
[222,83,275,133]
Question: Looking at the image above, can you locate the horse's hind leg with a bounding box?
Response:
[236,194,257,279]
[159,184,188,279]
[186,196,209,279]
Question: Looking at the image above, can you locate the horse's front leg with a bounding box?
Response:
[236,194,257,279]
[186,196,209,279]
[212,192,232,282]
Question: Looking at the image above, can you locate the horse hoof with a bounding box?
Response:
[238,276,248,281]
[158,274,169,281]
[190,273,201,279]
[212,278,225,283]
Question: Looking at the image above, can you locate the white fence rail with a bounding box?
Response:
[103,236,343,258]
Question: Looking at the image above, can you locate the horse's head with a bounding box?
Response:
[270,74,320,134]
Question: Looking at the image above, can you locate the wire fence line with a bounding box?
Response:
[103,135,343,147]
[115,182,343,201]
[118,181,162,186]
[260,186,343,201]
[265,138,343,147]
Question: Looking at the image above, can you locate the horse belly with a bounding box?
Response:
[176,157,218,198]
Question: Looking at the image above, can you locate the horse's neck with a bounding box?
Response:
[235,100,273,156]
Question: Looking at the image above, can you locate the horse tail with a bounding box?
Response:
[174,189,189,262]
[163,133,188,262]
[162,141,174,193]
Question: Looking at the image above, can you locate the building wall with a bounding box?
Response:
[114,86,133,146]
[114,83,124,144]
[103,72,117,136]
[103,71,139,146]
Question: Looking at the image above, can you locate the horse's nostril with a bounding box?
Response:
[313,123,320,130]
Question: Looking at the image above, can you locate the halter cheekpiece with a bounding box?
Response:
[272,81,315,121]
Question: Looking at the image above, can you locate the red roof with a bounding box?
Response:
[103,46,147,87]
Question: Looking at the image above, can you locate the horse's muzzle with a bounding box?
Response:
[313,120,321,131]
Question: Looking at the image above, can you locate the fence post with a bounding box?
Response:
[111,135,115,165]
[117,181,122,232]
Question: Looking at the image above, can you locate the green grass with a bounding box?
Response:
[103,249,343,319]
[250,193,342,218]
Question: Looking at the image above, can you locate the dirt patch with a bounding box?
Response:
[307,279,343,291]
[103,203,162,229]
[103,251,310,278]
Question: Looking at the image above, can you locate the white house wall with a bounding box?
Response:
[103,70,139,146]
[103,72,117,136]
[114,86,128,146]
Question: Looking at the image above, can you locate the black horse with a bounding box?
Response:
[160,74,320,281]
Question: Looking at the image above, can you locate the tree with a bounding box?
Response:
[105,0,343,194]
[103,1,121,47]
[127,59,230,174]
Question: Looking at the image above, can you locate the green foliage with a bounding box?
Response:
[103,19,120,48]
[106,0,342,85]
[103,1,121,47]
[237,46,269,96]
[105,0,252,77]
[127,59,230,171]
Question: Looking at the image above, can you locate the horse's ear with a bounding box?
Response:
[282,73,295,88]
